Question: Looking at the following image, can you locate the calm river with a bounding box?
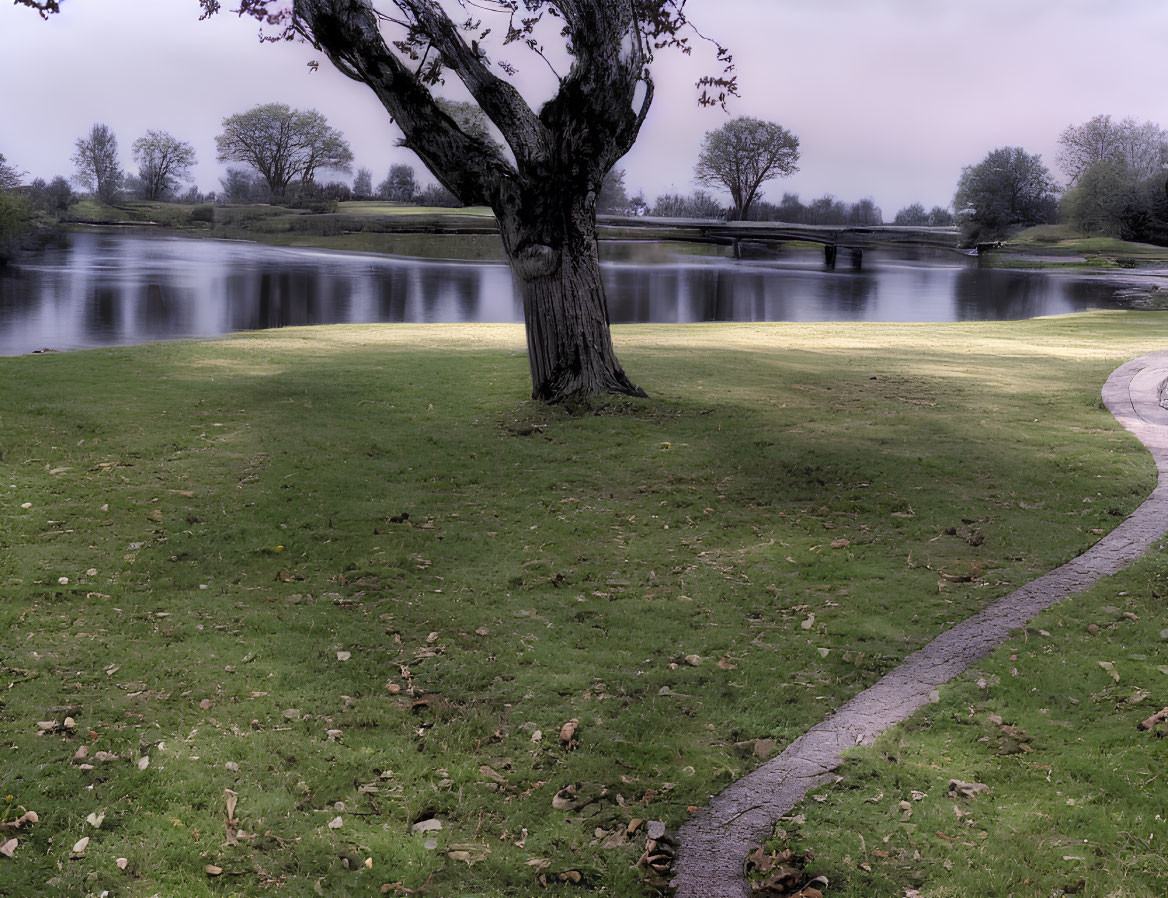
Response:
[0,230,1132,356]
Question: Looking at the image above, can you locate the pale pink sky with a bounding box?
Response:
[3,0,1168,214]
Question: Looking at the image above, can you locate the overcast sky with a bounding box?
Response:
[3,0,1168,215]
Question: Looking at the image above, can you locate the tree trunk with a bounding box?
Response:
[508,234,645,404]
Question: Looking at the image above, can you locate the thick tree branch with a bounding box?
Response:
[396,0,548,167]
[293,0,517,205]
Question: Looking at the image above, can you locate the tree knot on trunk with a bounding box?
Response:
[513,243,562,281]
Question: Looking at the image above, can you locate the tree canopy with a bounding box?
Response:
[953,146,1057,242]
[216,103,353,200]
[132,130,197,201]
[1057,114,1168,184]
[694,117,799,220]
[72,123,123,203]
[0,153,24,191]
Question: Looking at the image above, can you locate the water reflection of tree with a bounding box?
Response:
[136,283,189,335]
[803,271,875,319]
[952,269,1051,321]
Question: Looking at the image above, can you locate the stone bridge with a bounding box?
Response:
[598,215,967,269]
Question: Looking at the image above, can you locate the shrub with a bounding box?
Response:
[191,204,215,223]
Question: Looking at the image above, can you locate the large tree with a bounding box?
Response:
[72,123,124,203]
[694,117,799,220]
[21,0,734,402]
[206,0,732,402]
[1057,114,1168,184]
[953,146,1058,241]
[132,130,197,201]
[216,102,353,200]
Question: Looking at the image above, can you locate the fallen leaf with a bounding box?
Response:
[86,812,105,829]
[336,651,351,662]
[1098,661,1120,683]
[71,836,90,857]
[116,857,128,870]
[830,538,851,549]
[0,839,16,858]
[716,657,737,670]
[327,816,344,830]
[801,614,816,630]
[205,864,223,876]
[684,654,702,667]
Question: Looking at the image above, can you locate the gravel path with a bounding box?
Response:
[671,353,1168,898]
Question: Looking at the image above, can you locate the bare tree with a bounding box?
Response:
[216,103,353,200]
[1057,114,1168,184]
[72,123,124,203]
[132,130,197,201]
[695,117,799,220]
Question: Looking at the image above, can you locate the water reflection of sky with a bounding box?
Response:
[0,231,1127,355]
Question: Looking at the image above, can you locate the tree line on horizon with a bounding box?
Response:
[6,110,1168,247]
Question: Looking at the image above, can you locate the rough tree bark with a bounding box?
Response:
[293,0,653,402]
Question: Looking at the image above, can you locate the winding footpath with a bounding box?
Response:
[672,353,1168,898]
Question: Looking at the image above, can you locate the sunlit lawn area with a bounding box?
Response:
[2,313,1166,896]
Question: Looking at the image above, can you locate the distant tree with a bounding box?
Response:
[1060,160,1138,237]
[132,130,197,201]
[219,166,268,204]
[651,190,723,219]
[377,164,417,203]
[927,205,954,227]
[296,109,354,187]
[695,117,799,220]
[415,182,461,208]
[776,192,805,222]
[72,123,123,202]
[954,146,1058,241]
[893,202,929,226]
[352,166,373,200]
[27,176,74,214]
[216,103,353,200]
[1058,114,1168,184]
[0,193,33,260]
[598,168,630,214]
[0,153,24,191]
[849,197,883,226]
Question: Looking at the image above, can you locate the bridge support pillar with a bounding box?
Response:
[824,244,837,269]
[732,238,742,260]
[850,248,864,270]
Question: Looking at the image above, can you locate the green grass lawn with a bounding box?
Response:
[1004,225,1168,266]
[1,314,1166,897]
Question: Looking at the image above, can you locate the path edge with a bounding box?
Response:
[670,352,1168,898]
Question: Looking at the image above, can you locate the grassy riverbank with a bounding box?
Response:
[986,224,1168,271]
[1,314,1166,896]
